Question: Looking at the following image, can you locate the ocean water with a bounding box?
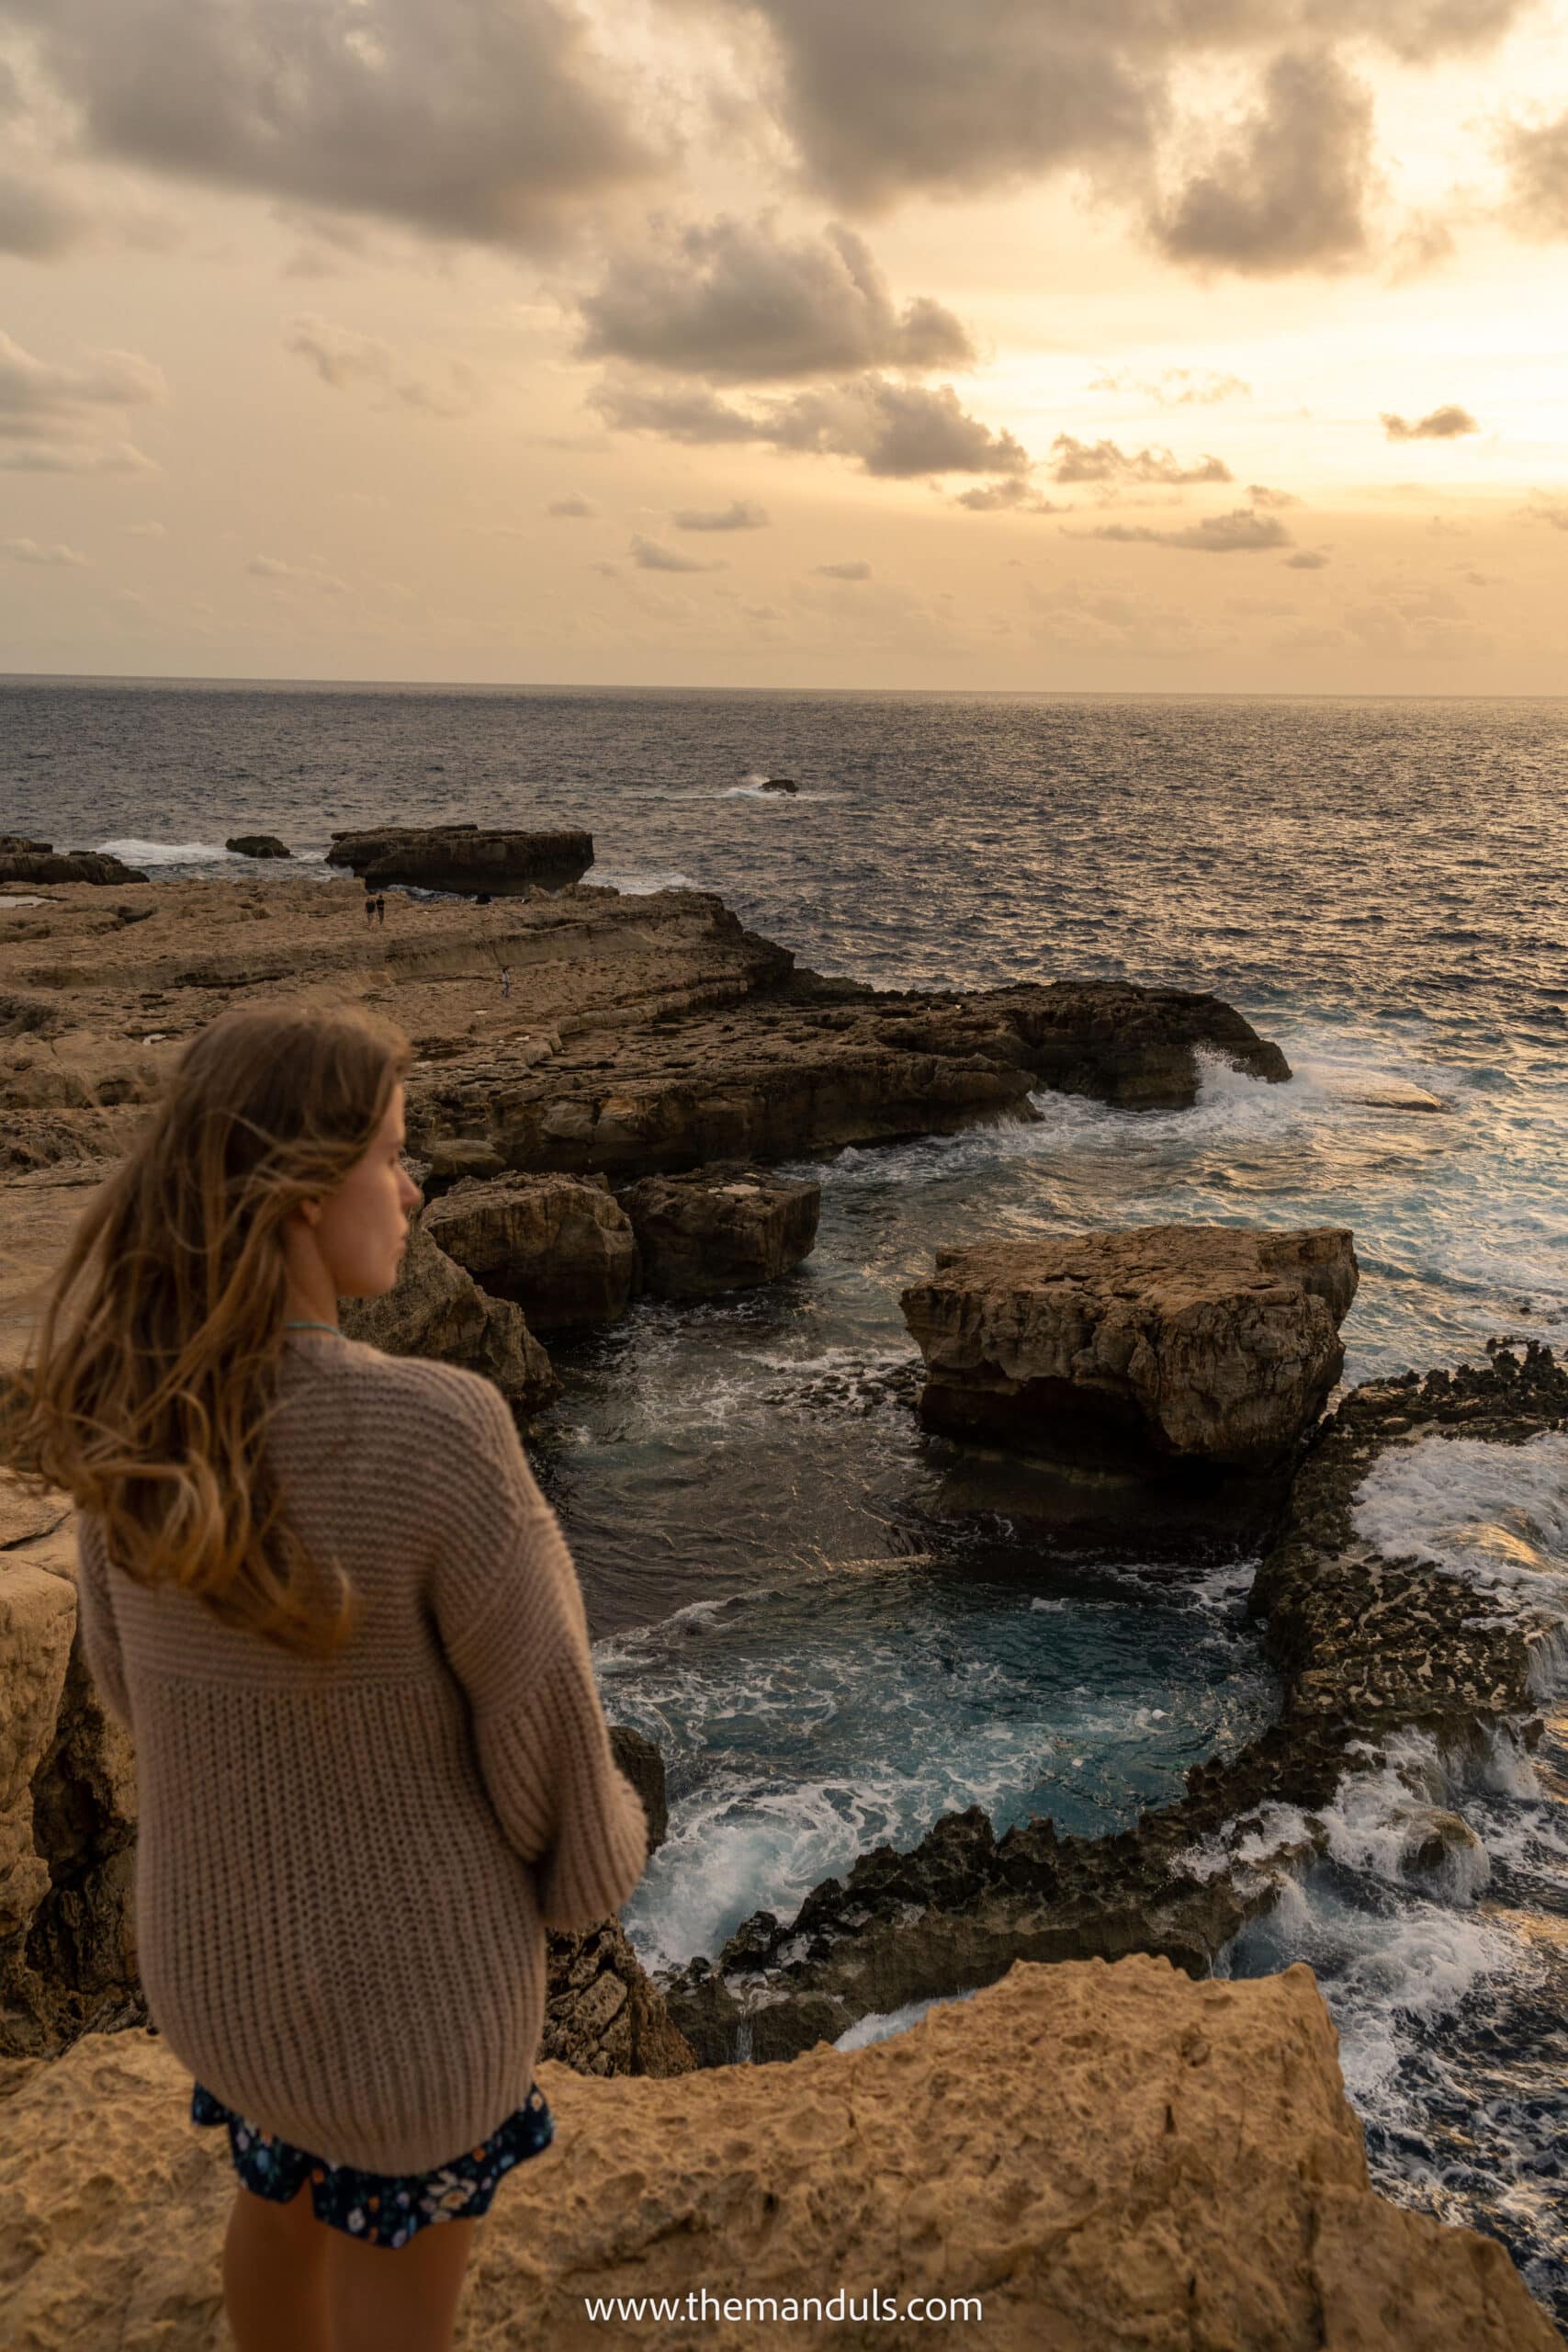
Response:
[4,678,1566,2312]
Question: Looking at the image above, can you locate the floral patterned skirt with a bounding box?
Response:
[190,2080,555,2248]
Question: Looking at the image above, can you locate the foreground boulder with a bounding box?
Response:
[0,1957,1555,2350]
[902,1225,1358,1470]
[342,1217,558,1413]
[425,1172,638,1329]
[326,823,594,895]
[619,1164,821,1297]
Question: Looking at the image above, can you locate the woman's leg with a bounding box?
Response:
[322,2214,479,2352]
[221,2181,333,2352]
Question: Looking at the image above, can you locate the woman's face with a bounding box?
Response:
[307,1082,422,1298]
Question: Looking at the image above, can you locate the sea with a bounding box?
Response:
[5,678,1566,2317]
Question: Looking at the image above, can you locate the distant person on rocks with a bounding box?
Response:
[375,893,386,926]
[14,1002,647,2352]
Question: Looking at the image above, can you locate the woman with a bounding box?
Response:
[12,1002,648,2352]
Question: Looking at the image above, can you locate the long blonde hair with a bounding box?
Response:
[6,1001,411,1657]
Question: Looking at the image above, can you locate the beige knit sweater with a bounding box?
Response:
[73,1329,649,2173]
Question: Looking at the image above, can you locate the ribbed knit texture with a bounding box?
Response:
[72,1329,648,2173]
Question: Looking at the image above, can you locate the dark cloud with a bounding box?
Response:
[592,372,1030,478]
[0,169,91,257]
[1048,434,1231,485]
[707,4,1526,222]
[629,534,727,571]
[1083,506,1293,552]
[1501,107,1568,239]
[1152,51,1374,275]
[579,219,973,382]
[546,492,598,517]
[953,480,1062,513]
[814,560,871,579]
[1,0,658,249]
[1381,403,1481,439]
[672,499,770,529]
[1284,548,1330,568]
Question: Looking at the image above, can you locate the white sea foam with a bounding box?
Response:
[1352,1431,1568,1615]
[98,837,237,865]
[593,868,698,896]
[834,1987,979,2052]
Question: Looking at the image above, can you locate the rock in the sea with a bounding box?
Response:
[608,1724,668,1853]
[761,775,798,794]
[326,823,593,895]
[223,833,290,859]
[1,1958,1556,2350]
[424,1171,638,1329]
[0,842,149,888]
[902,1224,1358,1469]
[341,1216,558,1412]
[619,1163,821,1297]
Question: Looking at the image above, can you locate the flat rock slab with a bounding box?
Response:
[0,1957,1554,2350]
[903,1224,1358,1469]
[326,825,593,895]
[619,1163,821,1297]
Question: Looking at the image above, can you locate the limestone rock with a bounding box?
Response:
[902,1224,1358,1469]
[0,1958,1556,2350]
[619,1163,821,1298]
[425,1172,638,1329]
[608,1725,668,1853]
[0,846,149,888]
[223,834,289,859]
[541,1919,695,2078]
[341,1217,558,1414]
[326,824,593,896]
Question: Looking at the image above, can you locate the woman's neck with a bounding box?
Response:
[283,1280,340,1331]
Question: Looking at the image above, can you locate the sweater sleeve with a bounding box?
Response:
[431,1382,648,1932]
[73,1513,134,1732]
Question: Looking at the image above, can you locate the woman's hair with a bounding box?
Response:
[7,1001,412,1657]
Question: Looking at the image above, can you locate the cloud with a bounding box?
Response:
[1047,434,1231,486]
[1521,492,1568,531]
[1284,548,1330,569]
[578,218,974,383]
[2,537,91,566]
[1089,366,1252,406]
[0,327,164,472]
[629,535,727,572]
[953,480,1062,513]
[284,314,477,416]
[1247,483,1299,507]
[1151,51,1375,276]
[4,0,660,250]
[0,168,92,258]
[1081,506,1294,553]
[125,519,166,537]
[1381,403,1481,439]
[1500,107,1568,240]
[592,372,1029,478]
[672,499,770,530]
[546,492,598,518]
[248,553,347,592]
[814,560,871,579]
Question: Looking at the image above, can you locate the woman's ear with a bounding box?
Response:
[291,1196,323,1231]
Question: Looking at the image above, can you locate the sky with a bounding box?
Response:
[2,0,1568,693]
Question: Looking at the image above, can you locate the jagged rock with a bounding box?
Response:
[341,1216,558,1413]
[619,1163,821,1297]
[541,1919,694,2078]
[608,1726,668,1853]
[902,1224,1358,1470]
[1,1959,1556,2350]
[424,1172,638,1329]
[224,834,290,859]
[325,824,594,895]
[0,846,149,888]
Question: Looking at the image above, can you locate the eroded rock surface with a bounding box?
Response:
[0,842,149,888]
[341,1217,558,1415]
[425,1172,638,1329]
[0,1958,1555,2350]
[620,1163,821,1297]
[903,1224,1358,1469]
